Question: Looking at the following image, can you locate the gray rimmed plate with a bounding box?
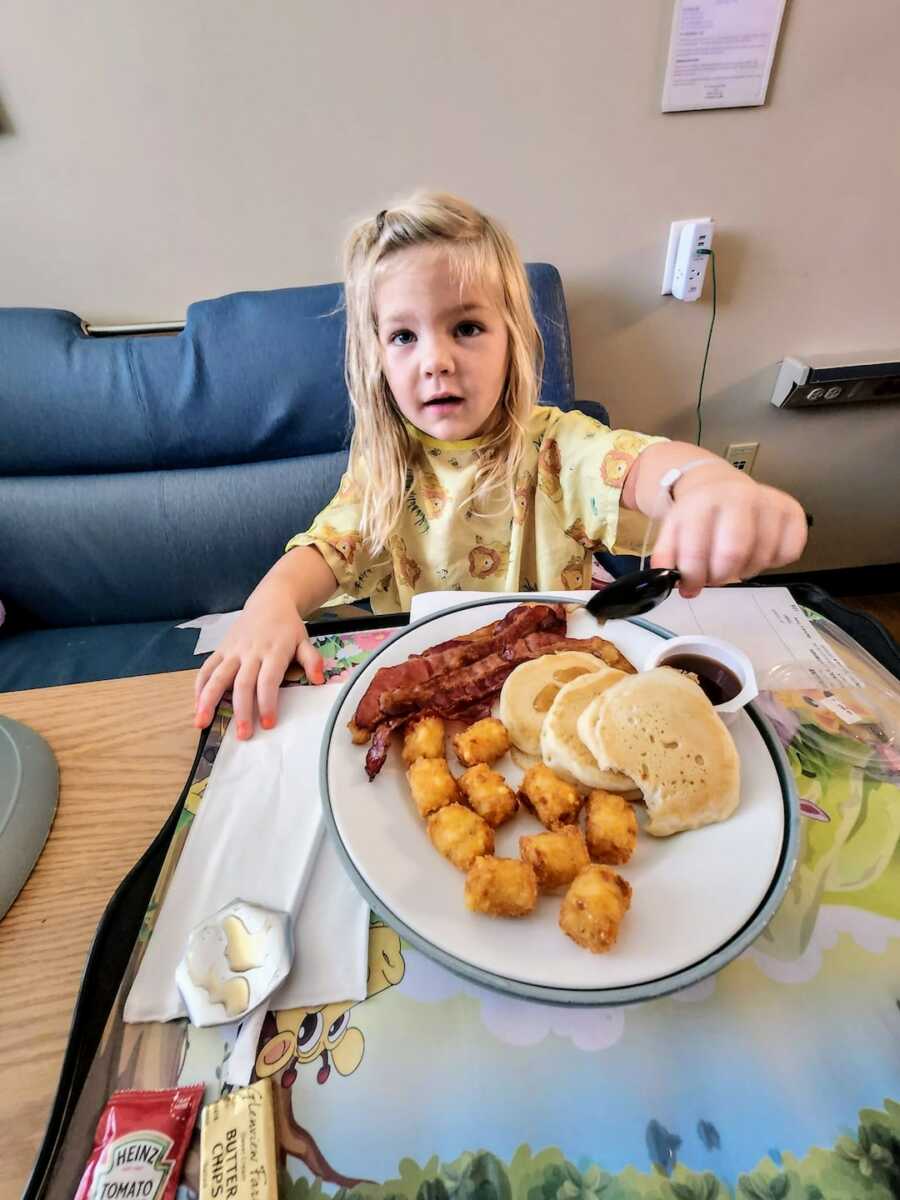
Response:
[319,596,798,1006]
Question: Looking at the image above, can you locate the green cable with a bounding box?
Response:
[695,247,716,446]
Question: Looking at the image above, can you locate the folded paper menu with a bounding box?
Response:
[125,684,369,1024]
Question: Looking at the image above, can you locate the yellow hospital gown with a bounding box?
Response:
[287,406,665,614]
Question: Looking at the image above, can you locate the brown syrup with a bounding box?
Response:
[661,653,742,705]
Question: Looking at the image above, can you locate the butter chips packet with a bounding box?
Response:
[200,1079,278,1200]
[75,1086,204,1200]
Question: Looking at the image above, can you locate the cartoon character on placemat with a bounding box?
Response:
[251,920,406,1186]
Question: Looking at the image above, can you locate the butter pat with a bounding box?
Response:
[200,1080,278,1200]
[222,914,267,972]
[175,899,294,1027]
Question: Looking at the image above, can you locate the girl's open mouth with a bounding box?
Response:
[424,395,464,408]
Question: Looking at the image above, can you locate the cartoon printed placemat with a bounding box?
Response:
[45,625,900,1200]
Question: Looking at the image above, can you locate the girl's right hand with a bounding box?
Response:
[193,592,325,739]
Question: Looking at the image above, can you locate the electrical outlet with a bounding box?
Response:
[662,217,714,300]
[724,442,759,474]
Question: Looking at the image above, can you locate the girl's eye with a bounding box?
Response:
[389,329,415,346]
[456,321,483,338]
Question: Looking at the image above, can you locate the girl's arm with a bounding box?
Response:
[621,441,807,597]
[193,545,339,738]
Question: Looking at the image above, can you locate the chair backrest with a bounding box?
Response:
[0,265,583,626]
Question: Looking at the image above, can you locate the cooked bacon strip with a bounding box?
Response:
[442,698,494,724]
[350,659,434,741]
[350,603,565,733]
[364,717,408,780]
[379,633,626,719]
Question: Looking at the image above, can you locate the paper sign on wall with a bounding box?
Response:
[662,0,787,112]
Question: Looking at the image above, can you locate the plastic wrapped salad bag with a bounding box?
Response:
[752,608,899,962]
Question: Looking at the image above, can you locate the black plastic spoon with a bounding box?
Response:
[584,567,682,621]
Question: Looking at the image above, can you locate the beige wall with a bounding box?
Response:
[2,1,898,571]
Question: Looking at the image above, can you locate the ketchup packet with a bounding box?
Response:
[75,1086,204,1200]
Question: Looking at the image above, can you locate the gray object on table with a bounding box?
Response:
[0,715,59,920]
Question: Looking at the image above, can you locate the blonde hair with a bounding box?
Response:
[342,191,544,553]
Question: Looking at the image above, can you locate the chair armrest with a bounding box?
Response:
[572,398,610,426]
[595,550,642,579]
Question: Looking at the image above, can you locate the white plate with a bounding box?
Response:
[321,597,798,1005]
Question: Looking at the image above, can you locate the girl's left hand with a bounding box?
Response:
[651,470,808,598]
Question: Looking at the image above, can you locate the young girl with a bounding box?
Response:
[194,192,807,738]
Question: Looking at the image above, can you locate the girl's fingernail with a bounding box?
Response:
[237,720,252,739]
[194,711,208,728]
[260,715,276,730]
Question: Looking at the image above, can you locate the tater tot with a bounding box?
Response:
[585,789,638,866]
[559,865,632,953]
[458,763,518,828]
[464,856,538,917]
[427,804,494,871]
[402,714,446,765]
[517,763,583,830]
[453,717,511,767]
[407,756,459,818]
[519,825,590,892]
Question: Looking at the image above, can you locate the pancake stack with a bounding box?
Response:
[500,661,741,836]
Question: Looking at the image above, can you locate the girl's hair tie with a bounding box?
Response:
[375,209,387,234]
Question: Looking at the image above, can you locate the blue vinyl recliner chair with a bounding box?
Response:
[0,264,618,692]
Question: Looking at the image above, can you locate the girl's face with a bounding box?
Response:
[375,244,510,442]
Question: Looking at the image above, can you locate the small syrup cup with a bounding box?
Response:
[644,635,758,726]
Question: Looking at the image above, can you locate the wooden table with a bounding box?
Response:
[0,671,200,1200]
